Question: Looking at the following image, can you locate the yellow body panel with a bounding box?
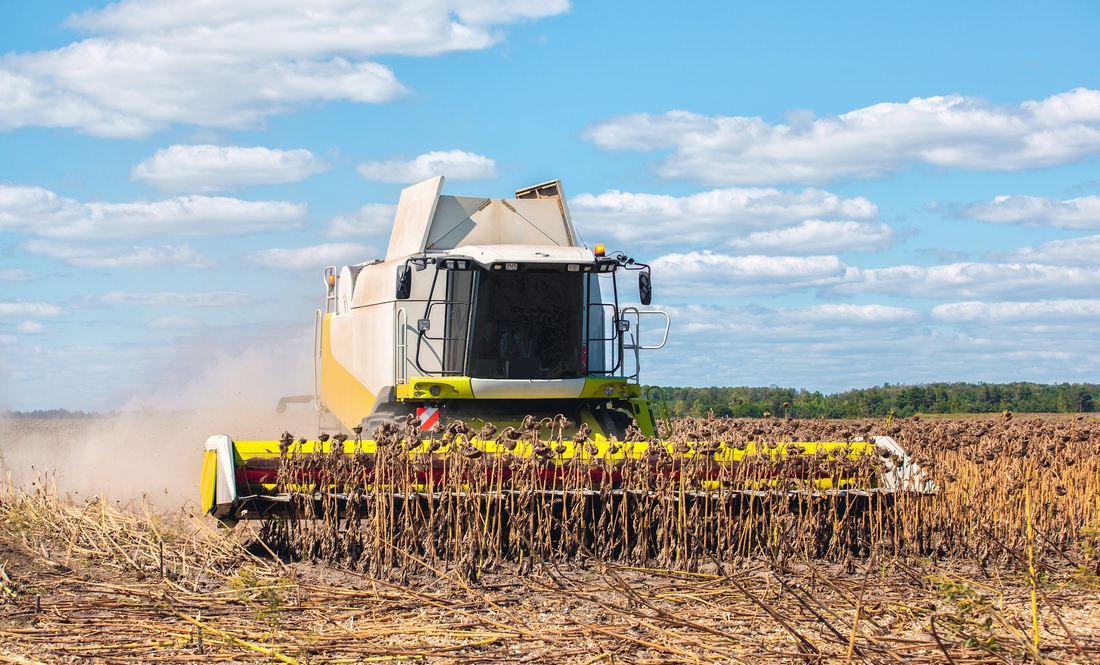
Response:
[320,312,377,431]
[199,450,218,514]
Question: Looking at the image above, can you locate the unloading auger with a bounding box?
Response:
[200,177,932,523]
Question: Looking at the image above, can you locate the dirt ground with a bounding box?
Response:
[2,414,1099,664]
[1,511,1098,664]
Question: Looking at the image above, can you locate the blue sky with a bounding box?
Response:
[1,1,1099,411]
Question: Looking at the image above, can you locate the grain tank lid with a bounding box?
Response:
[386,176,446,261]
[385,177,581,261]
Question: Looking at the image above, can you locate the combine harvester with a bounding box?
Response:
[200,177,931,564]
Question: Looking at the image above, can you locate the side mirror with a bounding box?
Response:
[396,265,411,300]
[638,271,652,306]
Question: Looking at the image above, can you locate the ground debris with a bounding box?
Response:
[2,414,1099,663]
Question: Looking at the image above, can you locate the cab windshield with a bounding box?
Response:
[466,270,584,379]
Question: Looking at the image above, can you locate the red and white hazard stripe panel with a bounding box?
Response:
[417,407,439,431]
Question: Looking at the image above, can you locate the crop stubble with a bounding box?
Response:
[1,414,1098,664]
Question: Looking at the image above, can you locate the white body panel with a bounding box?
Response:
[205,435,238,507]
[330,302,397,394]
[470,378,586,399]
[874,436,938,493]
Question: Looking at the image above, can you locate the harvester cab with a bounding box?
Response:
[318,176,670,443]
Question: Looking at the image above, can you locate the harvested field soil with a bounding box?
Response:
[1,414,1099,664]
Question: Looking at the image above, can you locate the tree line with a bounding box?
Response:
[2,409,109,419]
[657,382,1099,419]
[6,382,1099,420]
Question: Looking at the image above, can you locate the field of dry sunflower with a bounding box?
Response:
[1,414,1099,664]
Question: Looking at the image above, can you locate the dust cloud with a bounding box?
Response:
[1,327,327,509]
[1,408,319,510]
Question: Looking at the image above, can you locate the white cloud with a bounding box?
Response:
[147,316,203,330]
[649,302,934,389]
[0,268,38,282]
[245,243,377,271]
[20,240,212,269]
[325,203,398,238]
[0,301,65,317]
[658,304,920,360]
[624,243,1098,304]
[650,251,848,296]
[130,144,328,193]
[357,150,497,183]
[643,301,1100,391]
[961,195,1100,229]
[570,187,877,248]
[725,220,895,254]
[829,262,1100,300]
[582,88,1100,185]
[100,292,254,307]
[782,303,920,324]
[0,184,305,239]
[932,299,1100,323]
[918,247,971,264]
[66,0,569,55]
[0,42,406,139]
[17,321,45,334]
[988,234,1100,266]
[669,303,919,336]
[0,1,569,137]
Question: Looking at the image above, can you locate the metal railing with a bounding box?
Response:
[395,307,408,385]
[414,301,470,376]
[618,307,670,382]
[585,302,622,376]
[323,266,337,313]
[313,308,323,410]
